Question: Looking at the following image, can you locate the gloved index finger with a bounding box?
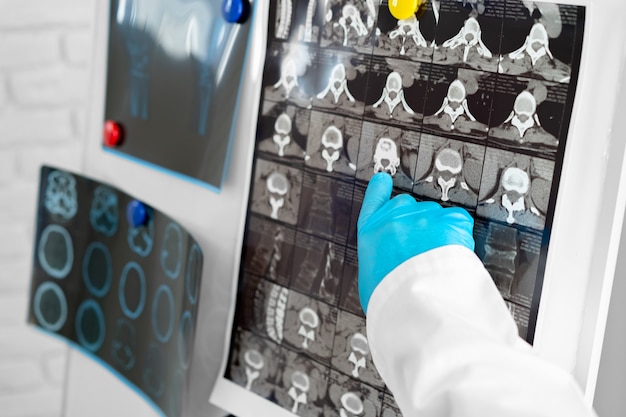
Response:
[358,172,393,230]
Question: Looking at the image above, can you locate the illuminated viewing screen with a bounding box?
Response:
[224,0,585,415]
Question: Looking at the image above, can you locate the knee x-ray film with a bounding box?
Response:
[222,0,585,415]
[28,166,203,417]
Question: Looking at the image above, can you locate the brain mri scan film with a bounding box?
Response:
[29,167,203,417]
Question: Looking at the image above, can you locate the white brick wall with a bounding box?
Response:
[0,0,97,416]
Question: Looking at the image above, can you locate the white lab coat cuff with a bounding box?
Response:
[364,245,596,417]
[367,245,522,349]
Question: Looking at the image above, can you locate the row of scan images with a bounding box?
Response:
[263,61,572,155]
[226,273,532,415]
[35,226,200,344]
[253,125,556,232]
[241,212,537,322]
[32,278,192,412]
[30,167,204,417]
[38,170,197,272]
[270,0,583,83]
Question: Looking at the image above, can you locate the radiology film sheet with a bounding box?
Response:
[219,0,585,415]
[28,167,203,417]
[103,0,255,189]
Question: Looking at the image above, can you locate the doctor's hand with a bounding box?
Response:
[357,172,476,314]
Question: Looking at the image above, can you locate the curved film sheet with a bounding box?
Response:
[28,166,203,417]
[177,311,193,369]
[143,342,166,398]
[227,330,281,399]
[169,369,185,417]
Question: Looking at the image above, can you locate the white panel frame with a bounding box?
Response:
[63,0,626,415]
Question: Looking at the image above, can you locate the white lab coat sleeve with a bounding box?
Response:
[366,245,597,417]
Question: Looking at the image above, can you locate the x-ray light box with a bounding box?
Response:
[63,0,626,416]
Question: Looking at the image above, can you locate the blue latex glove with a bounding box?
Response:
[357,172,476,314]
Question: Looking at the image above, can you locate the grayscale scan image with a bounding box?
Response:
[498,1,579,83]
[274,349,329,416]
[305,111,361,177]
[474,219,542,338]
[257,101,310,163]
[243,216,296,287]
[373,0,437,62]
[226,0,585,414]
[507,301,531,338]
[356,122,420,191]
[297,172,354,244]
[364,56,429,125]
[250,159,303,225]
[413,134,485,207]
[320,0,378,53]
[263,42,320,108]
[324,370,384,416]
[233,274,291,344]
[422,65,495,140]
[281,290,339,362]
[432,0,505,72]
[488,76,567,155]
[312,50,369,117]
[340,247,364,318]
[30,167,202,417]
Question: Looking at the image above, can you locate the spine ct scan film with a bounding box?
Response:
[226,0,585,416]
